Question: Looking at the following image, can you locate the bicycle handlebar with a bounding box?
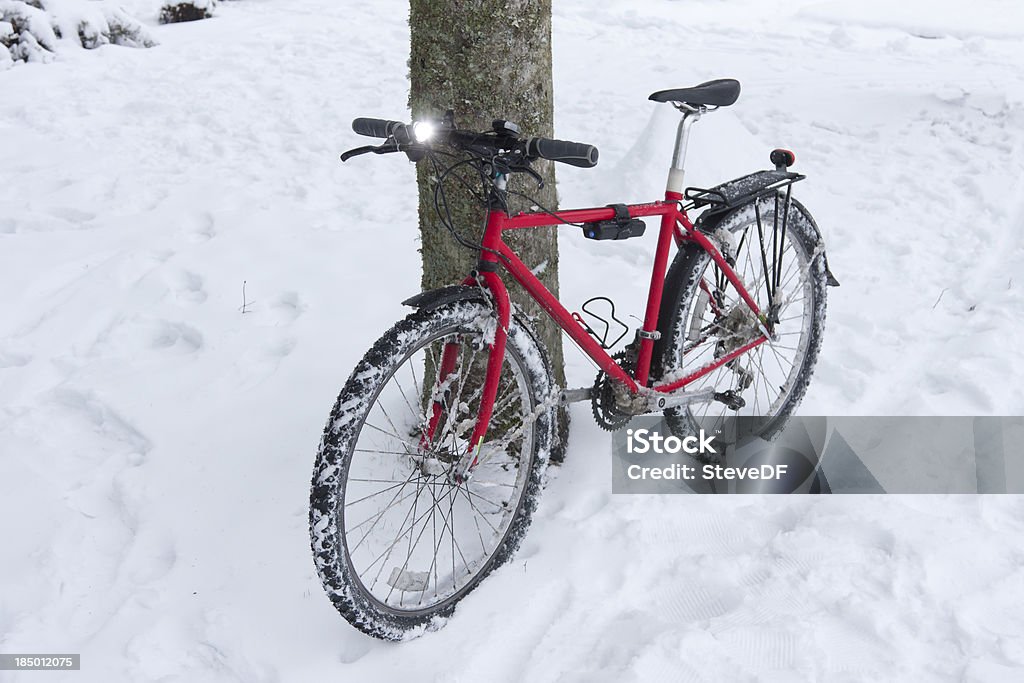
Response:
[352,117,406,138]
[525,137,599,168]
[346,116,599,169]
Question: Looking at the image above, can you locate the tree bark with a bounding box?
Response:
[409,0,569,456]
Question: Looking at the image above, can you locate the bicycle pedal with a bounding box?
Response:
[713,390,746,411]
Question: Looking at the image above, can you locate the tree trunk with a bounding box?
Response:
[409,0,569,457]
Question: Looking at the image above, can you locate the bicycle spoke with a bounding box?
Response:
[352,448,421,458]
[409,352,423,407]
[363,420,412,446]
[376,399,413,455]
[777,295,806,311]
[462,482,508,509]
[418,484,458,603]
[349,471,421,546]
[458,485,503,535]
[346,486,421,535]
[346,481,411,507]
[750,350,768,415]
[466,494,489,555]
[391,371,421,424]
[425,476,439,603]
[448,487,459,592]
[376,484,439,600]
[390,474,426,597]
[770,344,790,382]
[764,342,792,381]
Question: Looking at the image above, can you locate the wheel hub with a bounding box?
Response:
[716,303,761,355]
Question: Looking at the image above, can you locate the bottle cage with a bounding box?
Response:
[573,296,629,349]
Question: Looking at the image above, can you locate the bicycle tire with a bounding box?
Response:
[309,300,555,640]
[659,194,828,450]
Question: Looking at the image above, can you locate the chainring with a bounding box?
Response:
[591,348,637,431]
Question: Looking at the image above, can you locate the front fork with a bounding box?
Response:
[420,269,510,483]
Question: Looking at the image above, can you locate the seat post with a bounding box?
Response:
[666,106,703,195]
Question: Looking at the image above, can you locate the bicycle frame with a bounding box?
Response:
[433,187,768,474]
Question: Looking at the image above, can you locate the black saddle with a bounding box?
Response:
[649,79,741,108]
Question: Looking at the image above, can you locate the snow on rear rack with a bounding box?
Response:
[684,169,805,214]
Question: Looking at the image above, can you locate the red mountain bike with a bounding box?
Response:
[310,79,837,640]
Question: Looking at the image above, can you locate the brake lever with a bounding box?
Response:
[340,139,403,162]
[510,164,545,189]
[340,145,377,162]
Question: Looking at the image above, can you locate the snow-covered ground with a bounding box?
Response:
[2,0,1023,680]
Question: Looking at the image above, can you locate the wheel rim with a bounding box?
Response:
[340,321,535,614]
[677,198,815,433]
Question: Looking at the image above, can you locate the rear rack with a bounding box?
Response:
[684,169,805,213]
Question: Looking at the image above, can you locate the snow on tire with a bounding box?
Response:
[660,194,829,447]
[309,300,555,640]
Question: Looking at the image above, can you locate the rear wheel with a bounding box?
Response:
[309,301,555,640]
[659,194,828,448]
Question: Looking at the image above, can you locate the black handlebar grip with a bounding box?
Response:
[352,117,404,138]
[526,137,599,168]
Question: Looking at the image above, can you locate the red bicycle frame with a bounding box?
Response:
[432,188,768,472]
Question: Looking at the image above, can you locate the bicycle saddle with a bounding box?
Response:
[649,79,741,107]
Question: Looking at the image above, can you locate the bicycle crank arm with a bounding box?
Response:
[644,387,716,411]
[560,387,593,404]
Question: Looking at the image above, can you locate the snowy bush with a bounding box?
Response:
[159,0,215,25]
[0,1,57,64]
[0,0,155,67]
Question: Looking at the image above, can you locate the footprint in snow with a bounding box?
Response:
[714,627,803,671]
[115,249,174,289]
[0,350,32,368]
[183,212,216,244]
[47,206,96,226]
[149,320,204,354]
[269,291,306,324]
[659,583,744,624]
[642,510,779,554]
[163,268,207,304]
[232,335,297,389]
[50,387,153,461]
[121,525,178,585]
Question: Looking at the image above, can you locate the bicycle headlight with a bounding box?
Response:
[413,121,435,143]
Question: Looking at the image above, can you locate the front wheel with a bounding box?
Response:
[659,194,829,447]
[309,300,556,640]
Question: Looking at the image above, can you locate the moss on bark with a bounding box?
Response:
[409,0,569,456]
